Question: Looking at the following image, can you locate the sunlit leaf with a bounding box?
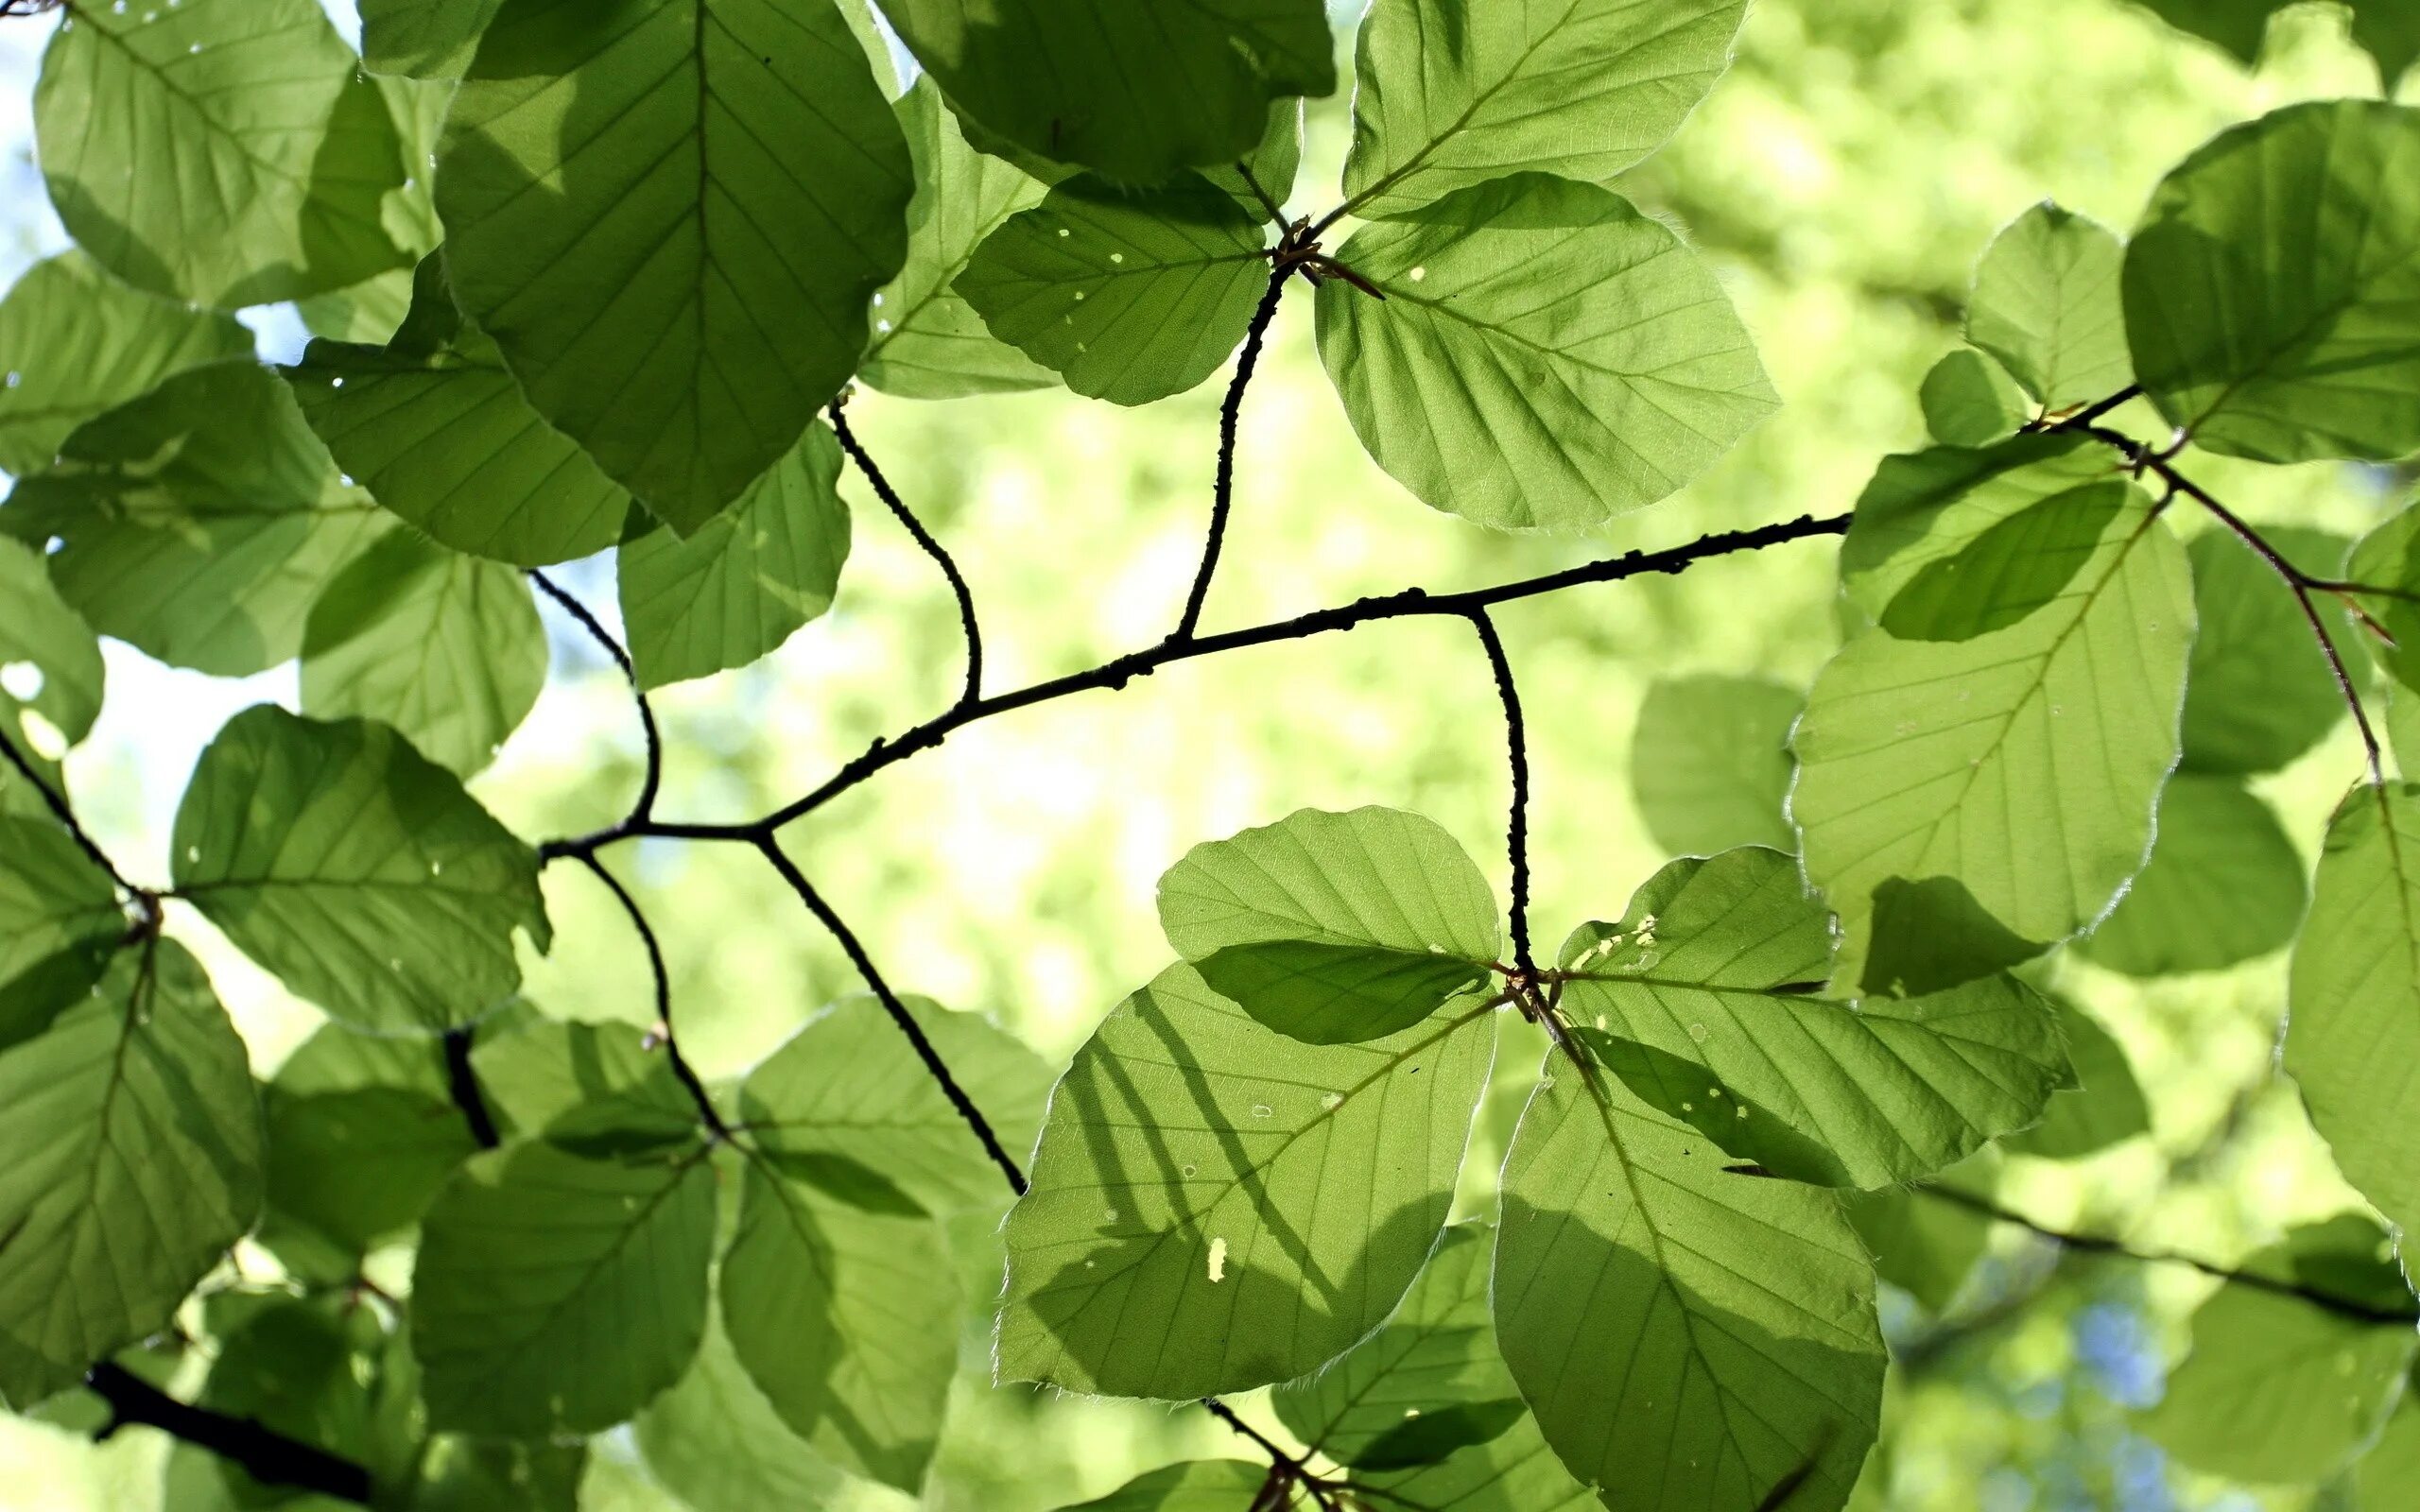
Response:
[2,364,389,677]
[301,530,548,777]
[34,0,408,307]
[1964,202,2132,410]
[996,962,1496,1398]
[360,0,502,77]
[0,537,103,754]
[1560,847,2070,1188]
[1157,805,1499,1044]
[1318,174,1777,529]
[1495,1057,1885,1512]
[619,424,850,690]
[1841,1153,1999,1313]
[2286,782,2420,1236]
[1876,481,2130,642]
[1340,0,1749,219]
[1049,1461,1273,1512]
[2077,773,2306,977]
[0,252,252,475]
[471,1019,702,1155]
[878,0,1332,186]
[412,1140,716,1435]
[1629,674,1800,859]
[172,706,551,1035]
[0,941,263,1407]
[2124,99,2420,463]
[859,80,1054,400]
[436,0,911,531]
[0,817,121,1041]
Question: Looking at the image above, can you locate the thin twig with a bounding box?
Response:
[750,834,1029,1194]
[1466,609,1534,977]
[439,1025,501,1149]
[528,569,663,846]
[1920,1187,2418,1326]
[0,721,144,902]
[86,1363,372,1503]
[574,851,733,1143]
[1234,159,1287,227]
[829,398,983,707]
[1171,266,1292,644]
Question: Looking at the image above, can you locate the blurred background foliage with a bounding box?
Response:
[1,1,2414,1508]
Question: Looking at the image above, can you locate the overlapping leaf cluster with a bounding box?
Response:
[3,1,2420,1510]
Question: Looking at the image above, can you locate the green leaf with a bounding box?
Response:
[2141,1216,2417,1485]
[0,536,105,753]
[2,364,390,677]
[1832,435,2116,614]
[618,423,851,690]
[2353,0,2420,87]
[0,252,253,475]
[878,0,1332,187]
[858,80,1054,400]
[436,0,911,532]
[408,1438,586,1512]
[2124,100,2420,463]
[1964,203,2132,411]
[1351,1414,1599,1512]
[34,0,408,307]
[1340,0,1749,220]
[1797,444,2191,987]
[301,530,548,777]
[996,961,1497,1398]
[2077,772,2307,976]
[740,993,1051,1216]
[2183,525,2360,772]
[1275,1224,1520,1469]
[0,940,264,1407]
[1918,349,2029,448]
[284,258,632,568]
[2350,502,2420,702]
[2287,782,2420,1237]
[471,1019,702,1154]
[2345,1389,2420,1511]
[412,1140,716,1435]
[1317,174,1777,529]
[192,1297,413,1502]
[172,706,551,1035]
[1876,481,2132,642]
[1158,805,1500,1041]
[1841,1154,1998,1313]
[1560,848,2071,1188]
[958,175,1273,405]
[2001,1000,2150,1160]
[265,1085,478,1251]
[721,1158,958,1489]
[634,1306,912,1512]
[360,0,502,77]
[1629,675,1800,859]
[1050,1462,1273,1512]
[0,817,122,1042]
[1495,1058,1885,1512]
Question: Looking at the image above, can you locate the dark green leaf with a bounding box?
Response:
[2001,1000,2150,1160]
[3,364,390,677]
[34,0,409,306]
[2353,0,2420,87]
[1318,174,1776,529]
[2349,502,2420,698]
[1628,674,1801,858]
[2183,524,2360,772]
[996,962,1496,1398]
[1841,1154,1999,1313]
[2078,772,2307,976]
[618,423,850,690]
[301,530,548,777]
[1049,1461,1273,1511]
[471,1019,702,1152]
[0,941,263,1407]
[172,706,551,1035]
[285,259,631,568]
[1918,348,2029,448]
[1965,202,2132,410]
[0,536,105,757]
[1876,481,2131,642]
[1195,940,1489,1044]
[879,0,1333,186]
[437,0,911,531]
[2124,100,2420,463]
[0,252,252,475]
[1340,0,1749,219]
[411,1140,716,1435]
[265,1086,478,1251]
[360,0,502,77]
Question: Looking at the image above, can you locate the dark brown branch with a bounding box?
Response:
[1920,1186,2418,1327]
[750,834,1030,1194]
[439,1025,501,1149]
[86,1363,372,1503]
[528,569,663,854]
[1466,608,1534,977]
[1171,266,1291,644]
[829,398,983,708]
[572,851,733,1142]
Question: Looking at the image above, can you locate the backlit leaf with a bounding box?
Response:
[1964,203,2132,410]
[1917,349,2028,448]
[1629,674,1801,859]
[2077,772,2307,977]
[2182,525,2359,773]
